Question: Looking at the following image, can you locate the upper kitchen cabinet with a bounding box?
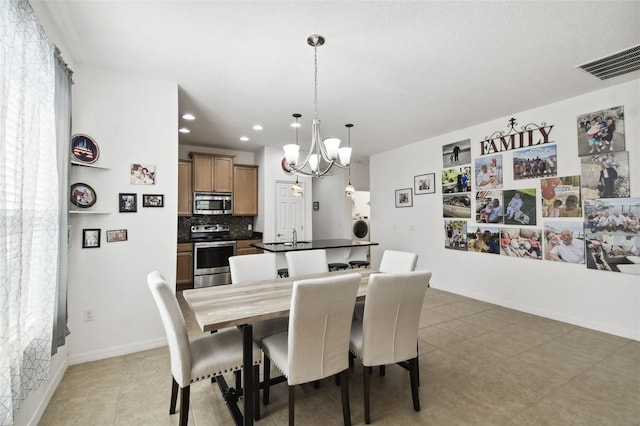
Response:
[178,160,192,216]
[191,152,234,193]
[233,164,258,216]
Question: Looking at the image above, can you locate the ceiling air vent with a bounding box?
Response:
[577,44,640,80]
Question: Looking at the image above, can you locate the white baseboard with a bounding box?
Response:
[430,281,640,341]
[68,337,167,365]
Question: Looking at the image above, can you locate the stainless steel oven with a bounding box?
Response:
[191,224,236,288]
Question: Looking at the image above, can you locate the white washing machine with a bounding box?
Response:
[352,217,370,241]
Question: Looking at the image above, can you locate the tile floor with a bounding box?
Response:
[40,288,640,425]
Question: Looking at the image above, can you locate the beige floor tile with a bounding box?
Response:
[40,288,639,426]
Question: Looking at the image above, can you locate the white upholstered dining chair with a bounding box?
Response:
[285,249,329,277]
[378,249,419,273]
[147,271,262,425]
[354,249,419,321]
[349,270,431,424]
[261,273,361,425]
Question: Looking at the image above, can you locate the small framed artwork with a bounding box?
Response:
[130,163,156,184]
[414,173,435,195]
[143,194,164,207]
[106,229,128,243]
[82,228,101,248]
[119,193,137,212]
[395,188,413,208]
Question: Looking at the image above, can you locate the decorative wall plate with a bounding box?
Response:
[281,157,293,174]
[70,183,97,208]
[71,134,100,164]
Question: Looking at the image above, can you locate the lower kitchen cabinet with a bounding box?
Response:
[237,239,262,255]
[176,243,193,290]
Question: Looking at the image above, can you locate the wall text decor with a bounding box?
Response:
[480,117,555,156]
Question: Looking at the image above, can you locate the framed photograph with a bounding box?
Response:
[143,194,164,207]
[130,163,156,184]
[442,138,471,168]
[414,173,435,195]
[70,182,97,208]
[71,134,100,164]
[82,228,100,248]
[395,188,413,208]
[106,229,128,242]
[577,105,625,157]
[442,166,472,194]
[119,193,137,212]
[513,144,557,180]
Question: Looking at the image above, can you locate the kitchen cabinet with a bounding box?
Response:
[191,153,234,193]
[176,243,193,290]
[177,160,192,216]
[233,164,258,216]
[237,239,263,256]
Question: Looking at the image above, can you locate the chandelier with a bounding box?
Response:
[283,34,352,177]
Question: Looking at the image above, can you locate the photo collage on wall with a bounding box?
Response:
[438,105,636,275]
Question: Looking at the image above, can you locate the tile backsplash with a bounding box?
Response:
[178,215,255,241]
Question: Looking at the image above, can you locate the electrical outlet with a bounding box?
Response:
[83,309,94,322]
[248,224,252,231]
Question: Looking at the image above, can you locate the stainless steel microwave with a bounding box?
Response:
[193,192,232,215]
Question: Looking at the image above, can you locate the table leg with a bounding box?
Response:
[241,324,254,426]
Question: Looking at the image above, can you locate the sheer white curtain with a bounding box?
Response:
[1,0,59,424]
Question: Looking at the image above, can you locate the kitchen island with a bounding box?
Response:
[252,239,378,269]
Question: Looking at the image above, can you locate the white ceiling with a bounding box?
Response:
[35,1,640,159]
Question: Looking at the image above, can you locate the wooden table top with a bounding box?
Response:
[183,269,372,333]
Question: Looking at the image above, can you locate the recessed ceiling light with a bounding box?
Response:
[240,136,249,142]
[179,128,190,133]
[252,125,263,131]
[182,113,195,120]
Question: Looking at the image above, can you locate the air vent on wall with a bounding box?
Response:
[577,44,640,80]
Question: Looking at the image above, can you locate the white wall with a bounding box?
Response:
[67,65,178,363]
[370,79,640,340]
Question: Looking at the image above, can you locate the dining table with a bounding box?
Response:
[182,268,373,426]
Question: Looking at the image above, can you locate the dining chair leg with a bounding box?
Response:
[339,369,352,426]
[253,364,261,421]
[416,341,420,387]
[235,369,242,390]
[289,385,295,425]
[379,365,385,376]
[263,356,271,405]
[180,385,190,426]
[409,357,420,412]
[170,377,178,414]
[349,352,355,369]
[363,366,371,424]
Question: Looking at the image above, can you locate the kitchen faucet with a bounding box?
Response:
[292,228,297,245]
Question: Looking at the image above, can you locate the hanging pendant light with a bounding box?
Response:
[292,177,303,197]
[282,34,352,177]
[290,113,304,196]
[344,124,355,197]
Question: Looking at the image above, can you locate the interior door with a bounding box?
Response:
[275,181,305,242]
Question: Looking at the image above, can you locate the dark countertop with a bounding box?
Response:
[252,239,378,253]
[178,233,263,244]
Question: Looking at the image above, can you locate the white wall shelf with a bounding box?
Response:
[69,210,110,215]
[71,160,110,170]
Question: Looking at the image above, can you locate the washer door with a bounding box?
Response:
[352,219,369,240]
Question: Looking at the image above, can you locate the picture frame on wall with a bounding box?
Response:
[82,228,100,248]
[106,229,128,243]
[119,193,137,212]
[142,194,164,207]
[395,188,413,208]
[414,173,435,195]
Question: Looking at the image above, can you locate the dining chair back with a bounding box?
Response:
[261,272,361,425]
[350,270,431,424]
[378,250,418,273]
[229,253,289,346]
[147,271,262,425]
[285,249,329,277]
[229,252,278,283]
